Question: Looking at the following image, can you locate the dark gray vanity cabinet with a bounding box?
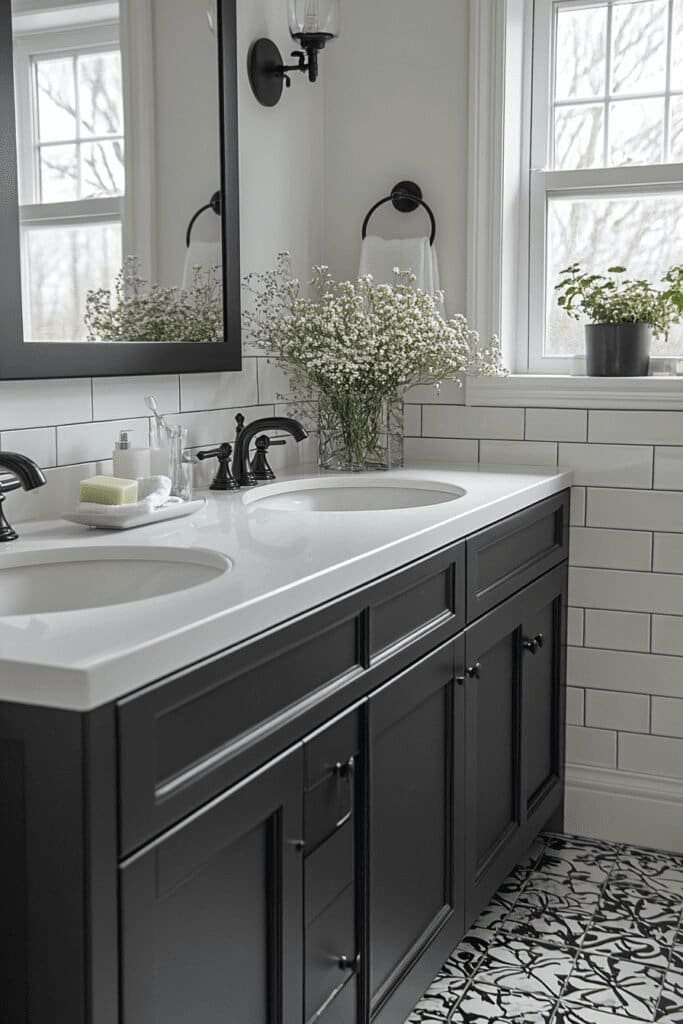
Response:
[464,564,568,925]
[0,490,570,1024]
[119,743,305,1024]
[368,639,465,1024]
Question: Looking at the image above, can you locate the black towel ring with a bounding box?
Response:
[185,190,222,248]
[362,181,436,246]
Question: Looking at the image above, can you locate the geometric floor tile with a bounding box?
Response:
[404,834,683,1024]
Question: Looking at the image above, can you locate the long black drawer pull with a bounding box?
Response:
[333,756,355,780]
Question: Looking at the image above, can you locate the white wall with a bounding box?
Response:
[0,0,324,519]
[322,0,470,312]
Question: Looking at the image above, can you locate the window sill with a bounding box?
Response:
[464,374,683,410]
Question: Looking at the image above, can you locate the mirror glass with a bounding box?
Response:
[11,0,223,344]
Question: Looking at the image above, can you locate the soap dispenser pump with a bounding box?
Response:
[113,430,151,479]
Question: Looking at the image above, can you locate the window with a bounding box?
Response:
[13,11,124,342]
[528,0,683,372]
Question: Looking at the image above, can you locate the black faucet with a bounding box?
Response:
[231,416,308,487]
[0,451,47,542]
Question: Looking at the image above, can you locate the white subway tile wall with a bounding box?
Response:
[0,359,310,522]
[402,401,683,801]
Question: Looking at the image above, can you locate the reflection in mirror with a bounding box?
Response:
[11,0,223,344]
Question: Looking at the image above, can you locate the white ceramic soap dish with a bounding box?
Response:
[64,498,207,531]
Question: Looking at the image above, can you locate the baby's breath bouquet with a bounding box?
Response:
[244,254,504,471]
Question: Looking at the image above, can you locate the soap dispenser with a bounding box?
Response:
[113,431,151,479]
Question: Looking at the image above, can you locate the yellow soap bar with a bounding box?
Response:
[79,475,139,506]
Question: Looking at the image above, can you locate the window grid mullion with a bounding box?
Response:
[604,0,614,167]
[664,0,675,159]
[73,53,82,201]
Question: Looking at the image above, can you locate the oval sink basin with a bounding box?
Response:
[0,546,230,616]
[243,478,466,513]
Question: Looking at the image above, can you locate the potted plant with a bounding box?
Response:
[555,263,683,376]
[243,254,504,472]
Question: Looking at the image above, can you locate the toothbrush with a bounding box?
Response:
[145,395,170,437]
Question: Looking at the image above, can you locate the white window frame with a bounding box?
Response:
[468,0,683,377]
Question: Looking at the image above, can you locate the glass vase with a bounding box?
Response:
[318,392,404,472]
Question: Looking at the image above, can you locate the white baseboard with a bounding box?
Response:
[565,765,683,855]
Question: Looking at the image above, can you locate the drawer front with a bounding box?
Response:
[466,492,569,622]
[118,598,364,855]
[306,823,355,927]
[305,884,357,1022]
[305,706,361,852]
[369,542,465,662]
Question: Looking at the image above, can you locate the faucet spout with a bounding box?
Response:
[0,451,47,542]
[231,417,308,487]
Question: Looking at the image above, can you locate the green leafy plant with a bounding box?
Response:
[85,257,223,343]
[555,263,683,338]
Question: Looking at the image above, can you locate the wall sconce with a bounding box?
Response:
[248,0,340,107]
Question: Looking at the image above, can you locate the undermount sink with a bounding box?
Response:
[243,477,467,513]
[0,546,230,616]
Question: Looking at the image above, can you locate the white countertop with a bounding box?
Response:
[0,464,572,711]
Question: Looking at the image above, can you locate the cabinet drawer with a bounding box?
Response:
[466,492,569,621]
[305,884,357,1021]
[306,822,354,925]
[369,542,465,661]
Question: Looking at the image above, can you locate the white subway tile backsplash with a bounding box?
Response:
[526,408,587,442]
[570,487,586,528]
[257,358,294,404]
[570,567,683,616]
[180,362,258,412]
[0,379,91,430]
[653,534,683,574]
[566,687,585,726]
[421,405,525,440]
[404,405,422,437]
[586,487,683,531]
[567,607,585,646]
[559,443,653,488]
[479,440,558,467]
[0,427,57,469]
[57,418,150,466]
[566,725,617,769]
[405,379,465,405]
[651,697,683,739]
[6,462,98,522]
[404,437,479,464]
[619,732,683,780]
[584,689,650,733]
[651,614,683,655]
[653,447,683,490]
[92,376,179,421]
[584,609,651,654]
[570,527,652,571]
[589,410,683,445]
[168,404,273,449]
[568,646,683,698]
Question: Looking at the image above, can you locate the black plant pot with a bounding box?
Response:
[585,323,652,377]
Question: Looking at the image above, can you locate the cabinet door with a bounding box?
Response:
[464,597,523,924]
[368,639,465,1024]
[120,744,304,1024]
[520,565,567,829]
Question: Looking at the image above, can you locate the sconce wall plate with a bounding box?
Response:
[248,38,286,107]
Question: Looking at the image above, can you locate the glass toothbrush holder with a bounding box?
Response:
[168,426,193,502]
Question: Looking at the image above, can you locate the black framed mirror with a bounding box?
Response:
[0,0,241,380]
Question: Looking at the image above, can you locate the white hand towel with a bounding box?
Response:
[182,242,222,290]
[359,235,442,303]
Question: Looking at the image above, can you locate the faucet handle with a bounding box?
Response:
[251,434,286,481]
[196,443,240,491]
[235,413,246,439]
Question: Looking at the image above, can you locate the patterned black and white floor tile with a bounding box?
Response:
[405,833,683,1024]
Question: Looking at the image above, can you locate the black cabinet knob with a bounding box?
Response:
[466,662,482,680]
[334,756,355,780]
[338,953,360,972]
[523,633,545,655]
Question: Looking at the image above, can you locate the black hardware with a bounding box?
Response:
[248,33,333,107]
[466,662,482,680]
[232,415,308,488]
[362,181,437,246]
[0,451,47,542]
[235,412,245,440]
[185,191,222,249]
[333,756,355,780]
[523,633,545,655]
[337,953,360,972]
[251,435,287,481]
[196,443,239,491]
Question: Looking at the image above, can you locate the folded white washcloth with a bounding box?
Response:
[359,235,442,301]
[76,476,178,517]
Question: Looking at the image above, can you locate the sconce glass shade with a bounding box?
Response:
[288,0,340,43]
